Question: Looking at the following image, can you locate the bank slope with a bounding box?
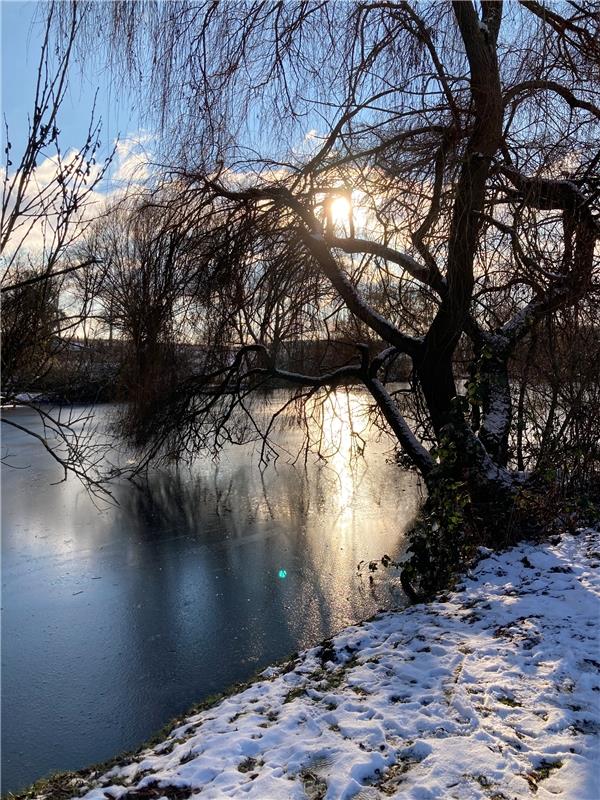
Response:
[57,529,600,799]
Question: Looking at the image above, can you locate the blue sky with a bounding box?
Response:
[1,0,138,168]
[1,1,334,180]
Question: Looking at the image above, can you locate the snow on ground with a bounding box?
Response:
[74,530,599,799]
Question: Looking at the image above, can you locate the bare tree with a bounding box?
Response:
[1,3,112,279]
[1,1,117,494]
[75,194,215,435]
[57,1,600,582]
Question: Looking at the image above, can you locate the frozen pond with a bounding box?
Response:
[1,393,421,793]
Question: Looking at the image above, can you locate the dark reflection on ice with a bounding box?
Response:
[1,392,422,793]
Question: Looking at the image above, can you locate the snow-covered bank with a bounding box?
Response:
[52,530,600,799]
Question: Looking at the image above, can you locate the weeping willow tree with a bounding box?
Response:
[62,0,599,591]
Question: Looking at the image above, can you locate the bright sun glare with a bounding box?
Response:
[329,195,352,227]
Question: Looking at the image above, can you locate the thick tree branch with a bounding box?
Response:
[504,80,600,118]
[298,228,421,357]
[257,362,363,388]
[0,259,101,294]
[499,166,599,223]
[365,376,434,476]
[201,179,422,357]
[417,1,504,433]
[326,235,446,295]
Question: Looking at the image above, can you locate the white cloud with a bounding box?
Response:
[111,133,154,185]
[1,131,155,266]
